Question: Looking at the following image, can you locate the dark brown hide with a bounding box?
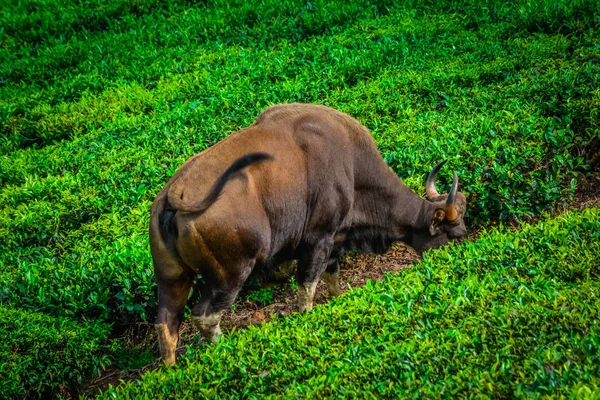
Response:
[149,103,468,365]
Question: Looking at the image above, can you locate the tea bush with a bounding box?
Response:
[100,207,600,398]
[0,305,114,398]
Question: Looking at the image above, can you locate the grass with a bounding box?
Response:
[0,0,598,396]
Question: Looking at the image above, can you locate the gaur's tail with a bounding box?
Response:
[167,152,273,213]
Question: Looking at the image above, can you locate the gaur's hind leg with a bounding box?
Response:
[296,236,334,312]
[322,257,342,297]
[155,264,194,366]
[191,267,251,341]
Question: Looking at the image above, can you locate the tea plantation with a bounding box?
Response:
[0,0,598,397]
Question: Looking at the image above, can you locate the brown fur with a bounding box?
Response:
[149,103,468,364]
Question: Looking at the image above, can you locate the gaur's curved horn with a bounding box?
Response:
[445,171,459,222]
[426,161,446,200]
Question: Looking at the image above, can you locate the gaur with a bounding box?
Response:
[149,103,467,365]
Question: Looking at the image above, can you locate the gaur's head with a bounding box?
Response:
[409,161,468,254]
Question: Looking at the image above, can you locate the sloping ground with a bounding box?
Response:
[98,207,600,398]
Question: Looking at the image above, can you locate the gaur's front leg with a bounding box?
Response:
[296,236,334,312]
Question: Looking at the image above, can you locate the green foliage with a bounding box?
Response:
[100,207,600,398]
[0,305,115,398]
[247,287,275,307]
[0,0,599,396]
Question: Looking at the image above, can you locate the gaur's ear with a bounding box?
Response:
[429,209,446,235]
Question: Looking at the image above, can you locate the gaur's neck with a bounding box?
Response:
[389,183,437,235]
[352,168,437,240]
